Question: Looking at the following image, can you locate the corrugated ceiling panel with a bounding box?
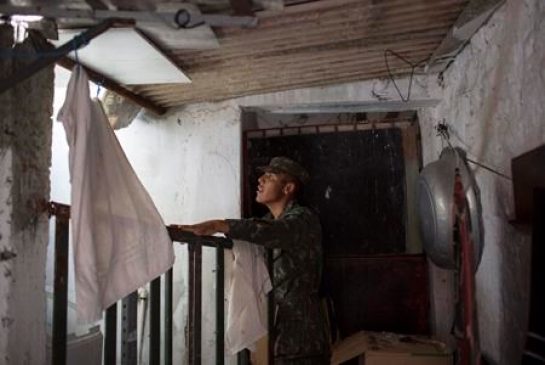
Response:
[132,0,468,107]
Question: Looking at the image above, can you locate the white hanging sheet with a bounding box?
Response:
[226,240,272,355]
[57,66,175,323]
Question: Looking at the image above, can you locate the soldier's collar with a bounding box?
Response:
[278,200,297,219]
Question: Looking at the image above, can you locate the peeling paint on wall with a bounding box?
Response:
[0,25,54,365]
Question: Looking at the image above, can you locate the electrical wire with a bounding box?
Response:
[435,122,512,180]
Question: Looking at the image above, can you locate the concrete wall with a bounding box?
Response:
[419,1,544,363]
[0,26,54,364]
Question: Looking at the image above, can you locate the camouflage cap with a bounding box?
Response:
[257,156,310,184]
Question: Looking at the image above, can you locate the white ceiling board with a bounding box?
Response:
[53,27,191,85]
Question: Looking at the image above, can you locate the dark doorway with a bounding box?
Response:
[242,114,430,342]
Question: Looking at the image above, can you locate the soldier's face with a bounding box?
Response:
[256,172,287,204]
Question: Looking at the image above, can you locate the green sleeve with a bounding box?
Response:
[226,211,312,250]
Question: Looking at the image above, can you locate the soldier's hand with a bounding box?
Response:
[178,220,229,236]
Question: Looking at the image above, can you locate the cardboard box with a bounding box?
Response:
[332,331,452,365]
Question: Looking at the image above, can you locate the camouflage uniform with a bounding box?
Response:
[226,202,330,364]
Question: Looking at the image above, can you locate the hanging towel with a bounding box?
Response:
[57,67,175,323]
[225,240,272,355]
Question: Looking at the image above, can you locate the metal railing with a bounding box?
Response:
[48,201,232,365]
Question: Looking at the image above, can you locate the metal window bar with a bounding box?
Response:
[48,201,232,365]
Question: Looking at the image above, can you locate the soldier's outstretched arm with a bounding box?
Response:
[179,210,316,250]
[225,213,314,250]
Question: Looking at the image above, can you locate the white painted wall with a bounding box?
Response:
[419,1,544,363]
[116,101,242,365]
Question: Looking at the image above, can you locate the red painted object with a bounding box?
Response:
[453,171,482,365]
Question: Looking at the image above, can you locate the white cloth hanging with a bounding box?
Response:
[225,240,272,355]
[57,67,175,323]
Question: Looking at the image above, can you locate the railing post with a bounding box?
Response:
[52,216,69,365]
[165,268,173,365]
[150,276,161,365]
[216,247,225,365]
[121,292,138,365]
[104,303,117,365]
[188,243,202,365]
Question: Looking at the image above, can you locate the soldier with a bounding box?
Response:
[180,156,331,364]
